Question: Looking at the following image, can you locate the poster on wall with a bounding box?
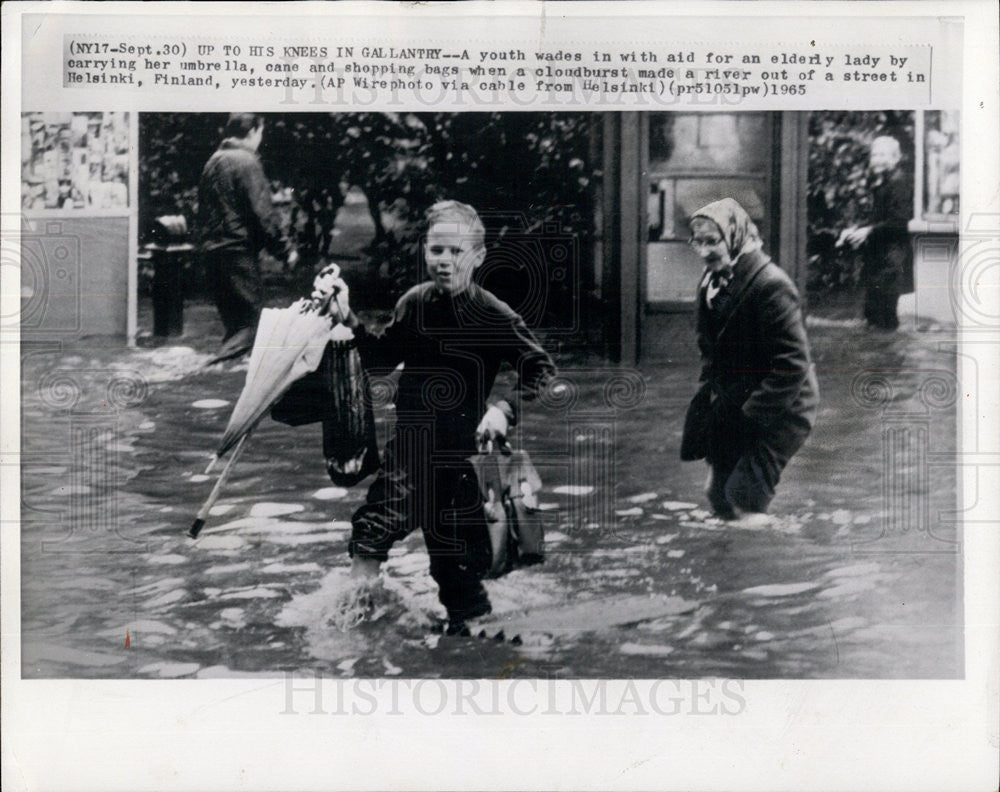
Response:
[21,110,130,210]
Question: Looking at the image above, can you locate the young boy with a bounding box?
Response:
[314,201,556,634]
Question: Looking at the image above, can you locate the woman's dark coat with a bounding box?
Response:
[681,249,820,463]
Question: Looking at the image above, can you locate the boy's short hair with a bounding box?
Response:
[426,200,486,251]
[223,113,264,140]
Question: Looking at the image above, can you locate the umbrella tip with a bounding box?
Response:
[204,455,219,475]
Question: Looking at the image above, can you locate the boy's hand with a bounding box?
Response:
[312,264,351,321]
[477,405,511,455]
[312,263,341,297]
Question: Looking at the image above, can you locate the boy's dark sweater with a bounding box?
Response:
[355,281,555,454]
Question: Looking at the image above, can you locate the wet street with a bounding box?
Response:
[20,302,961,679]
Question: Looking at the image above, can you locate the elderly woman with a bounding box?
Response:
[680,198,819,519]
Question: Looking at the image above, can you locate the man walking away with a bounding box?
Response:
[198,113,297,361]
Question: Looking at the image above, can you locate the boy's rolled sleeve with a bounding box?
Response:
[497,315,556,426]
[352,301,410,374]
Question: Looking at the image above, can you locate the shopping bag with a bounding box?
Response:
[508,492,544,566]
[473,448,545,579]
[271,336,380,486]
[482,484,515,579]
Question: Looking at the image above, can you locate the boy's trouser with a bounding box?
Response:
[204,248,263,341]
[349,426,492,621]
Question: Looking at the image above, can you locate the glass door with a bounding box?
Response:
[645,112,777,309]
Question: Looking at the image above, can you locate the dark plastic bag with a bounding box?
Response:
[271,338,380,486]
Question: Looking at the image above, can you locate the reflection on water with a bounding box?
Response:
[20,316,961,679]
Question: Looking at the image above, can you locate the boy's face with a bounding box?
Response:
[424,221,484,295]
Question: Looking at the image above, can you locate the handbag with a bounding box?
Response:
[271,336,380,486]
[680,382,712,461]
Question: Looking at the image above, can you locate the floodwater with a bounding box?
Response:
[19,304,962,679]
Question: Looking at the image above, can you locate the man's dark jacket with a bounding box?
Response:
[197,138,287,258]
[863,168,914,294]
[681,249,820,462]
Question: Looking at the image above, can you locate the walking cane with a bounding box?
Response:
[188,430,253,539]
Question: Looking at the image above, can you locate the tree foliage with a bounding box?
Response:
[138,113,224,239]
[139,111,595,323]
[806,111,914,292]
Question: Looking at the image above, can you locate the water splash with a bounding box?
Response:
[276,568,435,663]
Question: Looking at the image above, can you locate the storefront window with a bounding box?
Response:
[645,111,776,306]
[923,110,959,218]
[647,112,772,243]
[649,113,769,174]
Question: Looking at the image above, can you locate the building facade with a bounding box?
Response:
[598,110,959,363]
[18,110,959,353]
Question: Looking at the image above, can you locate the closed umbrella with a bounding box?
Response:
[213,301,333,461]
[189,297,337,538]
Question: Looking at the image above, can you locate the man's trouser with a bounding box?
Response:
[204,248,262,341]
[863,266,901,330]
[349,426,492,621]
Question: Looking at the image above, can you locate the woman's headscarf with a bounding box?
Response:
[691,198,764,261]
